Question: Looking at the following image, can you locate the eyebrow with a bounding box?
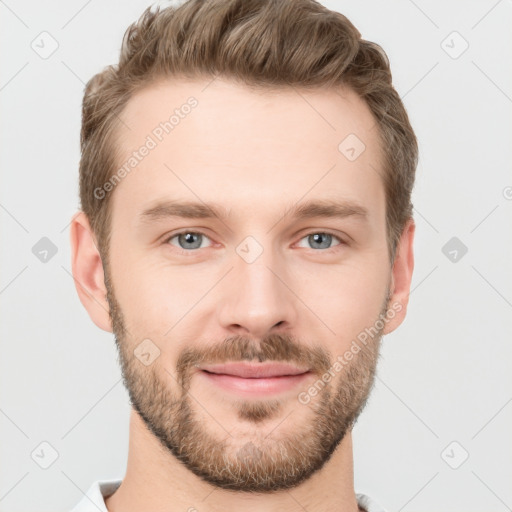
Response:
[139,199,368,225]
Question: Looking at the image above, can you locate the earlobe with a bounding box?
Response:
[383,218,415,335]
[69,211,113,332]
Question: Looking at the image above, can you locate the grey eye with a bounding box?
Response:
[168,232,210,250]
[297,233,342,250]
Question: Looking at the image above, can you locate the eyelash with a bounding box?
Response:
[163,230,346,256]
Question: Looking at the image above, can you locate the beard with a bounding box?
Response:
[105,267,388,493]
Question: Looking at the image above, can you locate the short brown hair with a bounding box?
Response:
[79,0,418,264]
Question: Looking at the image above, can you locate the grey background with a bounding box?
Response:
[1,0,511,511]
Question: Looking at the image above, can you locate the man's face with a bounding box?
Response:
[104,78,393,491]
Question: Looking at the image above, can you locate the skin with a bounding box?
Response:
[70,77,414,512]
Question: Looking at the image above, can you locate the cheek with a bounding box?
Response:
[109,250,213,337]
[293,257,389,338]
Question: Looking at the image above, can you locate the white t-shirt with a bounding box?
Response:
[70,479,388,512]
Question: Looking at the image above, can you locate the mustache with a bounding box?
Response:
[175,333,332,387]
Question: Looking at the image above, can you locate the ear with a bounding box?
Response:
[383,218,415,335]
[69,211,113,332]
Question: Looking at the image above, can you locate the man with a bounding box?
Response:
[69,0,417,510]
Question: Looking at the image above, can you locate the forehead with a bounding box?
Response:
[110,77,385,226]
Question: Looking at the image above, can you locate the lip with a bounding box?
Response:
[197,362,312,396]
[198,362,310,378]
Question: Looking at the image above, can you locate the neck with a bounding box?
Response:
[105,409,361,512]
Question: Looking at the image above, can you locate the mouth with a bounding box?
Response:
[197,362,312,396]
[199,361,311,378]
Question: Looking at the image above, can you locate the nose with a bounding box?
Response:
[217,245,298,340]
